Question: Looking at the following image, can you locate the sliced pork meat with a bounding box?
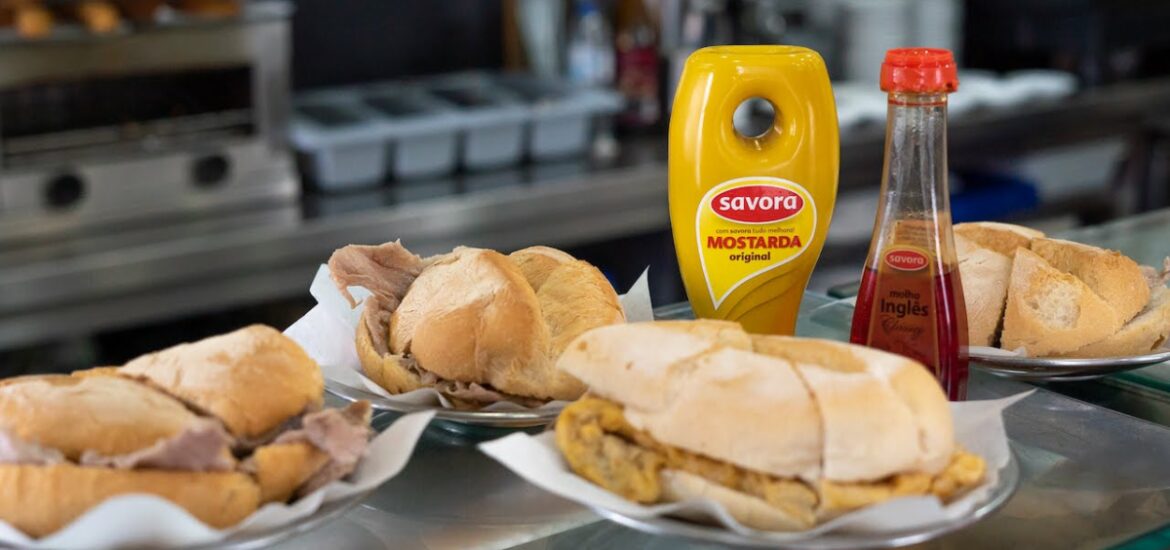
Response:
[328,241,425,353]
[80,420,235,472]
[274,401,373,497]
[412,359,543,408]
[1143,258,1170,289]
[437,380,546,409]
[0,429,65,465]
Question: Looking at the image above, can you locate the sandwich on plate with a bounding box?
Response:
[328,241,625,408]
[553,320,986,531]
[0,325,371,538]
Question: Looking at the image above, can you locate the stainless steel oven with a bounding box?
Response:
[0,1,297,241]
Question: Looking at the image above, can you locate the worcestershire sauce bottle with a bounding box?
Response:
[849,48,969,400]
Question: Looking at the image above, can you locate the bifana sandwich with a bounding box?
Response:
[0,325,371,538]
[553,320,986,530]
[328,241,625,408]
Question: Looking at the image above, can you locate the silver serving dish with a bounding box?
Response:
[324,379,560,429]
[590,452,1020,549]
[970,348,1170,381]
[186,488,373,550]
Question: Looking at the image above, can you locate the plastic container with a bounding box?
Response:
[496,74,622,160]
[290,92,389,191]
[426,74,529,171]
[362,85,461,179]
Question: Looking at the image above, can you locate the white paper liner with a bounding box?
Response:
[0,410,434,549]
[480,392,1031,541]
[284,264,655,411]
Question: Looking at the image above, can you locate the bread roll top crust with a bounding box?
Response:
[954,222,1044,258]
[1029,237,1150,325]
[1001,248,1119,355]
[0,375,205,460]
[120,325,324,440]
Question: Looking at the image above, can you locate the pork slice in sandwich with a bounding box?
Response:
[329,241,624,408]
[554,322,986,531]
[115,325,372,504]
[0,375,256,537]
[0,326,374,539]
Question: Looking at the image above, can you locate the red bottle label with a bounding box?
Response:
[883,247,930,271]
[866,246,940,370]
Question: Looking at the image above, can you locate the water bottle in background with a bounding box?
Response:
[567,0,616,88]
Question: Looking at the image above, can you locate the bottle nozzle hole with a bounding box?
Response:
[733,97,778,140]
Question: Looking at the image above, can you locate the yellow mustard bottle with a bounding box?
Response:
[669,46,839,335]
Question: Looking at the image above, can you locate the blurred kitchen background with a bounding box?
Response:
[2,0,1170,374]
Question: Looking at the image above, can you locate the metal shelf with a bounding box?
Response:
[2,78,1170,349]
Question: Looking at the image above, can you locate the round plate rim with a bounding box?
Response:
[969,348,1170,380]
[589,451,1020,549]
[324,378,560,428]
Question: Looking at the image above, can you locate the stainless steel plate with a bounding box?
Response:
[590,452,1020,549]
[325,379,560,429]
[186,489,373,550]
[971,348,1170,381]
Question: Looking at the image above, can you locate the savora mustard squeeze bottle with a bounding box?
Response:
[669,46,839,335]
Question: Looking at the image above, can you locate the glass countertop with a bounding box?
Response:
[273,209,1170,550]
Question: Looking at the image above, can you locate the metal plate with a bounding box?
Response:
[325,379,560,429]
[971,348,1170,381]
[589,453,1020,549]
[186,489,373,550]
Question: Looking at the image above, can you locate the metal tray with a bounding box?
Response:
[971,348,1170,381]
[589,452,1020,549]
[325,379,560,429]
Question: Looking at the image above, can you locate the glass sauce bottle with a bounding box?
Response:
[849,48,969,400]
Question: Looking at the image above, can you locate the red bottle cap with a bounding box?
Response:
[880,48,958,94]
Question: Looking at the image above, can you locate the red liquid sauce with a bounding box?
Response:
[850,266,969,400]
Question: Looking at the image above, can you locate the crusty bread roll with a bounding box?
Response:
[0,326,372,539]
[1001,248,1119,355]
[174,0,240,17]
[660,469,812,531]
[76,0,119,33]
[509,246,576,291]
[0,375,207,460]
[12,3,52,38]
[0,464,259,537]
[538,260,625,358]
[954,234,1011,347]
[558,323,957,480]
[355,312,425,394]
[1030,237,1149,326]
[750,335,955,479]
[121,325,324,440]
[344,242,624,403]
[1063,286,1170,358]
[554,321,980,531]
[389,248,577,400]
[556,321,737,411]
[250,442,330,504]
[953,222,1044,258]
